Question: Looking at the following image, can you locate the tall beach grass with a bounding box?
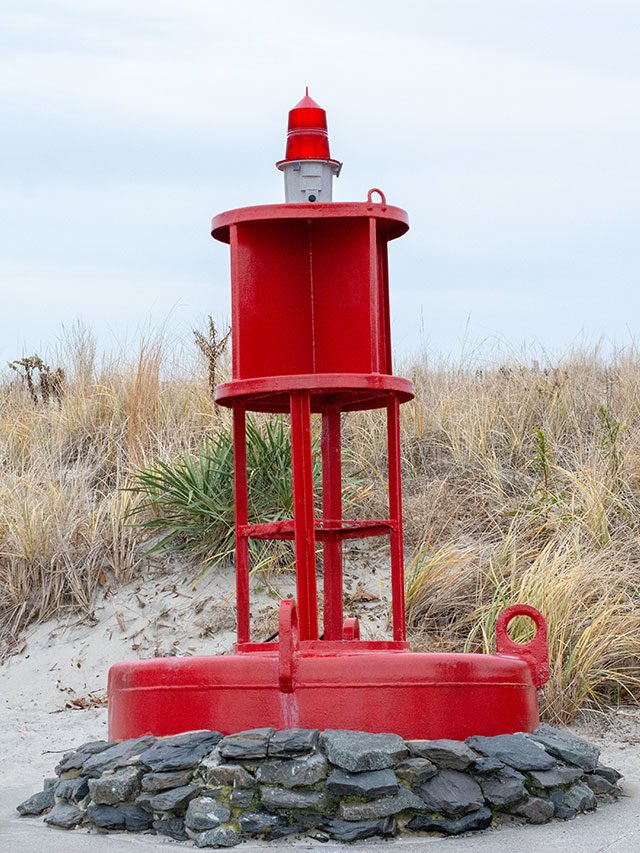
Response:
[1,327,639,721]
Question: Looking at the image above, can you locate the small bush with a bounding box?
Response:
[130,416,321,563]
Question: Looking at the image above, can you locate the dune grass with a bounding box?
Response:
[1,327,639,721]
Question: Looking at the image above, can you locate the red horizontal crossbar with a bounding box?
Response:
[239,519,395,542]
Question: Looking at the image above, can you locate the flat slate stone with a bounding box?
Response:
[141,770,193,792]
[229,788,254,808]
[44,802,84,828]
[324,817,396,842]
[55,776,89,803]
[528,724,599,772]
[44,777,58,790]
[339,785,423,821]
[260,786,327,811]
[585,773,616,795]
[195,826,240,847]
[17,788,55,816]
[564,782,597,812]
[408,807,492,835]
[137,731,222,772]
[55,741,114,775]
[119,804,155,831]
[239,811,299,837]
[198,757,254,788]
[267,728,319,757]
[528,765,584,790]
[418,769,484,818]
[395,757,437,786]
[153,817,188,840]
[88,804,125,830]
[83,736,156,778]
[255,753,327,788]
[473,757,505,774]
[148,783,202,813]
[466,734,556,771]
[326,768,398,798]
[550,789,576,820]
[513,796,555,824]
[594,763,622,784]
[88,766,142,805]
[406,739,476,771]
[185,797,231,832]
[319,729,407,772]
[479,767,526,806]
[218,728,274,761]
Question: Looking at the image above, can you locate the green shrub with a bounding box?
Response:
[130,416,321,562]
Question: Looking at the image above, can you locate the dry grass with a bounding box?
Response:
[1,329,639,721]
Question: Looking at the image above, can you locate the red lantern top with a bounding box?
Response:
[284,87,331,161]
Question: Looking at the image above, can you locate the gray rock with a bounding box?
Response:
[473,757,505,774]
[324,817,396,842]
[268,728,319,757]
[55,776,89,803]
[479,767,526,806]
[55,740,114,776]
[339,785,423,820]
[141,770,193,792]
[512,796,555,824]
[88,766,142,805]
[88,803,153,831]
[239,811,299,837]
[218,728,274,760]
[17,788,55,816]
[195,826,240,847]
[260,787,327,811]
[83,736,156,778]
[418,769,484,818]
[134,792,154,811]
[585,773,616,795]
[594,763,623,784]
[87,804,125,830]
[550,789,575,820]
[466,734,556,771]
[45,802,84,828]
[153,817,188,840]
[255,753,327,788]
[198,757,254,788]
[406,739,476,771]
[528,724,599,771]
[407,807,492,835]
[44,777,58,790]
[119,804,155,831]
[326,768,398,798]
[564,782,597,812]
[319,729,407,772]
[137,731,223,772]
[185,797,231,832]
[229,788,254,808]
[528,765,584,790]
[148,783,202,813]
[395,757,437,786]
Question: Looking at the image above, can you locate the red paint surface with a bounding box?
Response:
[108,601,546,741]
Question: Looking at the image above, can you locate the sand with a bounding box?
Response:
[2,555,639,848]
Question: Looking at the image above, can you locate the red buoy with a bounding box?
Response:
[107,94,549,742]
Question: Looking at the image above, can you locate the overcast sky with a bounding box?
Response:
[1,1,638,368]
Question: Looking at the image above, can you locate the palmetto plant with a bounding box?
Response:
[130,416,321,562]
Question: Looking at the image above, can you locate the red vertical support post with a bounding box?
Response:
[321,406,343,640]
[387,396,406,641]
[290,391,319,641]
[233,404,250,645]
